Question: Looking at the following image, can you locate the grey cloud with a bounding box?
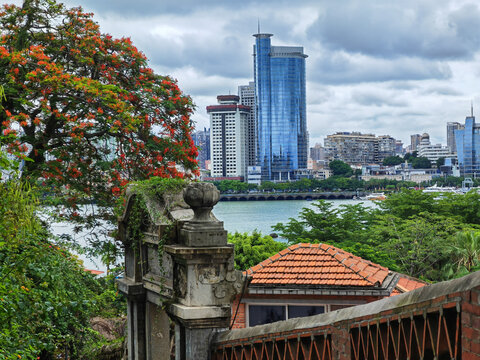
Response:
[141,33,252,79]
[311,52,452,84]
[307,1,480,60]
[64,0,297,18]
[64,0,241,17]
[399,111,429,117]
[422,86,463,96]
[352,91,408,107]
[387,82,418,91]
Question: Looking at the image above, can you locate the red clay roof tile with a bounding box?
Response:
[247,243,392,288]
[390,274,428,296]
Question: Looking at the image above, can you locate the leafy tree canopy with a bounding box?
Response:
[0,180,103,359]
[0,0,198,255]
[328,160,353,177]
[0,3,198,205]
[436,157,445,168]
[404,151,417,161]
[412,156,432,169]
[228,231,286,271]
[273,190,480,282]
[382,155,403,166]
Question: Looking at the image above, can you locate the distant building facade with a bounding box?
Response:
[447,122,464,153]
[191,127,210,170]
[395,140,404,156]
[324,132,378,165]
[310,143,326,162]
[410,134,422,152]
[324,132,396,165]
[238,82,256,167]
[417,143,452,166]
[207,95,250,179]
[254,33,308,181]
[377,135,397,163]
[455,113,480,177]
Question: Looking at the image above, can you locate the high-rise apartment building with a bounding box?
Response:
[238,82,256,167]
[324,132,379,165]
[395,140,404,156]
[207,95,250,179]
[191,127,210,170]
[455,113,480,177]
[410,134,422,152]
[253,33,308,181]
[377,135,397,162]
[447,122,464,153]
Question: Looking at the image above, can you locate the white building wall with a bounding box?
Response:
[418,144,452,165]
[209,110,248,178]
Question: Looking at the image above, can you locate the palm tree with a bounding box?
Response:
[450,231,480,273]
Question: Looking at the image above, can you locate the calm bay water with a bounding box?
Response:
[52,199,375,273]
[213,199,374,238]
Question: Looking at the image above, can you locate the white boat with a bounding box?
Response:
[423,184,457,193]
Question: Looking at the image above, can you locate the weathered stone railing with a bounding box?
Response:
[211,271,480,360]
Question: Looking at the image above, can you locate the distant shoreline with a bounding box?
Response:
[219,191,365,201]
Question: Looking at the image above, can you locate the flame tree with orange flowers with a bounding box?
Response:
[0,0,198,258]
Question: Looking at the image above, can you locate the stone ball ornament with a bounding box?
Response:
[183,182,220,221]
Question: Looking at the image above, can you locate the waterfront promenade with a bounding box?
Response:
[219,191,364,201]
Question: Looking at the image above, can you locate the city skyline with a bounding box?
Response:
[17,0,480,147]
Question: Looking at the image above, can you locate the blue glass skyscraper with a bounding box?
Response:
[254,33,308,181]
[455,110,480,177]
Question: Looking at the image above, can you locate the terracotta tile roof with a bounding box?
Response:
[390,274,427,296]
[246,243,390,288]
[84,269,104,275]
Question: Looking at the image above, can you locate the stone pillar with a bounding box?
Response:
[166,182,243,359]
[117,181,242,359]
[146,303,171,360]
[118,280,146,360]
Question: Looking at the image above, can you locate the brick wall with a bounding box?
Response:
[213,271,480,359]
[230,298,245,329]
[462,286,480,359]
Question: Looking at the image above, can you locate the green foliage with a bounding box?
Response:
[377,189,437,218]
[1,0,198,266]
[228,231,286,271]
[436,157,445,168]
[404,151,417,161]
[0,181,107,359]
[211,180,252,193]
[273,190,480,282]
[412,156,432,169]
[370,212,473,281]
[448,231,480,274]
[382,155,404,166]
[328,160,353,177]
[212,176,422,195]
[272,200,395,267]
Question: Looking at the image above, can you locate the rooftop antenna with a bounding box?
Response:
[258,18,260,34]
[471,100,474,117]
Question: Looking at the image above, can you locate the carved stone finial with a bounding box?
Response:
[183,182,220,222]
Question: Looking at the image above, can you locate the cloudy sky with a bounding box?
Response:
[14,0,480,147]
